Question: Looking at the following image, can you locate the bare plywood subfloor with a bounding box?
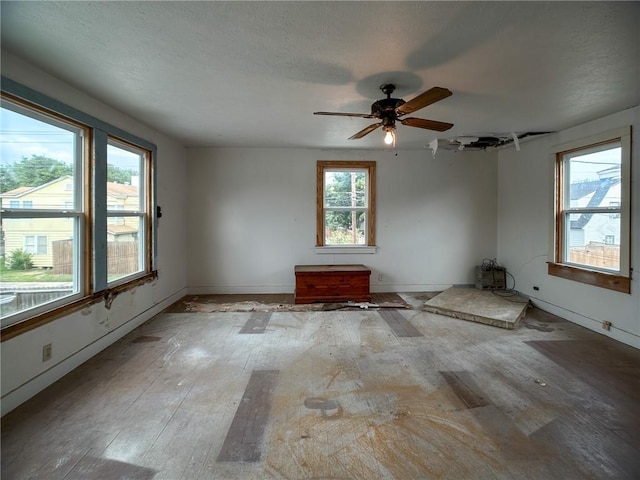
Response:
[424,286,529,329]
[3,301,639,479]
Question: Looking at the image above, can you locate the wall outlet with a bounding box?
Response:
[602,321,612,331]
[42,343,52,362]
[533,286,540,291]
[377,273,383,281]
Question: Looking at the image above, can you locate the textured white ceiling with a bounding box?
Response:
[1,1,639,149]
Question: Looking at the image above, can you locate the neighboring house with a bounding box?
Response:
[570,165,621,247]
[1,175,139,268]
[568,165,621,270]
[105,179,141,242]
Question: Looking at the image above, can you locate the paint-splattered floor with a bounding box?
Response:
[2,294,639,479]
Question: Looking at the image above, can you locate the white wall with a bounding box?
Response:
[186,147,498,294]
[497,107,640,348]
[0,52,189,415]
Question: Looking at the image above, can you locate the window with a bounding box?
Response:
[316,161,376,247]
[1,98,85,316]
[1,79,157,332]
[24,235,48,255]
[106,140,150,284]
[609,201,620,218]
[549,127,631,293]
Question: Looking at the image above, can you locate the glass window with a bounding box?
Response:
[550,128,631,293]
[0,98,85,321]
[24,235,48,255]
[316,161,376,247]
[1,83,157,331]
[106,139,148,285]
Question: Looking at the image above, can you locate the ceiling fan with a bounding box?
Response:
[314,83,454,146]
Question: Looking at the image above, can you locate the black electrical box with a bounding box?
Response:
[475,265,506,290]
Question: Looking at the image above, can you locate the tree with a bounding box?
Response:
[0,164,18,193]
[324,171,366,243]
[107,163,136,184]
[8,249,34,270]
[1,156,136,193]
[12,155,72,187]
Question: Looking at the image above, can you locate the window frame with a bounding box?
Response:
[549,127,631,294]
[105,137,152,287]
[24,235,49,255]
[316,160,376,248]
[1,77,158,338]
[1,95,88,317]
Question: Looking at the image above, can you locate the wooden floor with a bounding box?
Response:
[2,293,639,479]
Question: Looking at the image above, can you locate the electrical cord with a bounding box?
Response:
[481,258,529,303]
[492,271,528,303]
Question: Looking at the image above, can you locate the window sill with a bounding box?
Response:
[547,262,630,294]
[315,246,378,254]
[1,271,158,342]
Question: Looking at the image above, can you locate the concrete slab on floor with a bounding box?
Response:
[423,286,529,329]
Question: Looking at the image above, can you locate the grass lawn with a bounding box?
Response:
[0,268,73,283]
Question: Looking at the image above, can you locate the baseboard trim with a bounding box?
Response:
[187,285,294,295]
[528,295,639,349]
[1,287,187,417]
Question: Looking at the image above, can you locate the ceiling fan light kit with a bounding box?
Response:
[314,83,453,147]
[383,125,396,146]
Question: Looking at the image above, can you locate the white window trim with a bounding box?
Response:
[24,234,48,255]
[315,246,378,254]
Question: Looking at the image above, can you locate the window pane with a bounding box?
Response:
[107,142,142,212]
[37,235,48,254]
[324,171,366,208]
[0,217,78,319]
[0,105,78,209]
[324,210,365,245]
[567,145,621,209]
[107,216,142,282]
[566,213,620,271]
[1,99,84,324]
[106,140,147,284]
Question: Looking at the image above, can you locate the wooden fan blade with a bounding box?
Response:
[400,117,454,132]
[314,111,374,118]
[349,123,382,139]
[396,87,452,115]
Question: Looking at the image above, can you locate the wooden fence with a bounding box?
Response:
[52,240,73,274]
[569,242,620,269]
[53,239,139,275]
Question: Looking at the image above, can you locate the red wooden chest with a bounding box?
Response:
[294,264,371,304]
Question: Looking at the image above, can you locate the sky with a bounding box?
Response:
[0,105,140,172]
[568,146,621,183]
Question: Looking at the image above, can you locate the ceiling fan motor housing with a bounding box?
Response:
[371,98,406,118]
[372,84,405,119]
